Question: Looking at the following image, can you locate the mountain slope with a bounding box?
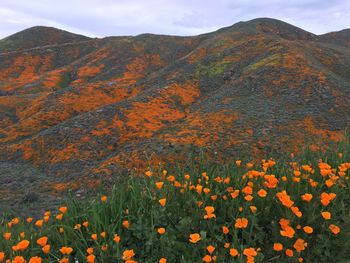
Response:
[0,18,349,214]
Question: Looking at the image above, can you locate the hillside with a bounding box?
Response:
[0,18,349,214]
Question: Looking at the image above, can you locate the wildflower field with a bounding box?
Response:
[0,140,350,263]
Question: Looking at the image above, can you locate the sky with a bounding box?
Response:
[0,0,349,39]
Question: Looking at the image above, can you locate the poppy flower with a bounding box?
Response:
[159,258,167,263]
[285,249,294,257]
[321,211,331,220]
[114,234,121,243]
[0,252,4,261]
[3,233,11,240]
[60,246,73,255]
[101,195,108,202]
[222,226,229,235]
[293,239,307,252]
[29,257,42,263]
[301,193,313,202]
[159,198,167,207]
[123,220,129,229]
[243,247,257,257]
[87,247,94,255]
[42,245,50,254]
[229,248,239,257]
[122,249,135,260]
[12,256,25,263]
[189,233,201,243]
[157,228,166,234]
[303,226,313,234]
[37,236,48,247]
[86,254,95,263]
[202,255,212,262]
[280,226,295,238]
[35,220,43,227]
[235,218,248,229]
[273,243,283,251]
[257,189,267,197]
[329,224,340,235]
[14,240,30,251]
[155,182,164,189]
[207,245,215,254]
[59,206,68,214]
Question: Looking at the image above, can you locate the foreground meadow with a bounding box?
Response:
[0,140,350,262]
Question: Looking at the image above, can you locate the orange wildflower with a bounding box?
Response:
[301,193,313,202]
[202,255,212,262]
[59,206,68,214]
[285,249,294,257]
[273,243,283,251]
[123,220,129,229]
[101,195,108,202]
[35,219,43,227]
[157,228,166,234]
[13,240,30,251]
[114,234,121,243]
[122,249,135,260]
[155,182,164,189]
[280,226,295,238]
[12,256,25,263]
[257,189,267,197]
[290,206,302,217]
[60,246,73,255]
[320,192,336,206]
[244,195,254,201]
[42,245,50,254]
[229,248,239,257]
[303,226,313,234]
[329,224,340,235]
[86,254,95,263]
[293,238,307,252]
[189,233,201,243]
[159,198,167,207]
[321,211,331,220]
[29,257,42,263]
[3,233,11,240]
[230,190,240,198]
[207,245,215,254]
[243,247,257,257]
[222,226,229,234]
[235,218,248,229]
[37,236,48,247]
[159,258,167,263]
[276,191,294,208]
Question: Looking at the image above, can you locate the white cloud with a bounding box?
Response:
[0,0,349,38]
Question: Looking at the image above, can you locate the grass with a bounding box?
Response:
[0,139,350,263]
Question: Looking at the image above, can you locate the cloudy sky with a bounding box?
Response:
[0,0,349,39]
